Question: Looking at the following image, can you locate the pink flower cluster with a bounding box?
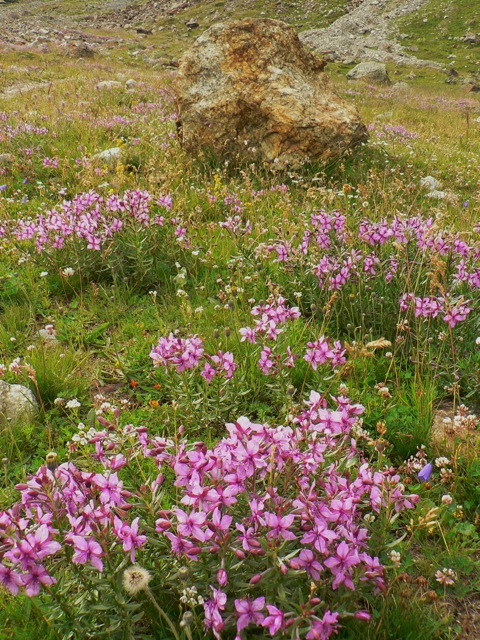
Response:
[0,393,419,638]
[304,336,346,370]
[149,333,205,373]
[0,462,145,597]
[150,336,237,383]
[201,351,237,382]
[0,189,174,252]
[240,296,301,344]
[142,394,418,638]
[400,294,472,328]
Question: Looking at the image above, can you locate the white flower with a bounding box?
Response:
[65,399,81,409]
[476,337,480,345]
[388,550,401,567]
[62,267,75,277]
[40,271,49,277]
[441,494,453,505]
[435,568,457,586]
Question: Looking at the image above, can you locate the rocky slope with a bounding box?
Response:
[300,0,441,66]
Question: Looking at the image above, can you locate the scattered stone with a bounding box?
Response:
[92,147,122,166]
[466,82,480,92]
[375,111,393,120]
[426,190,446,200]
[136,27,152,35]
[347,61,391,84]
[0,380,38,424]
[391,81,410,91]
[420,175,442,192]
[96,80,123,90]
[73,42,95,58]
[125,78,137,89]
[186,21,199,29]
[300,0,443,68]
[463,32,479,45]
[0,153,14,166]
[176,19,368,168]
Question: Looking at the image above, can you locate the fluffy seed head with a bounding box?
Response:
[122,565,151,595]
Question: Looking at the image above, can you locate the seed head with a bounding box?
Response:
[122,565,152,595]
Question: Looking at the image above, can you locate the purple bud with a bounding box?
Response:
[417,463,433,482]
[217,568,228,586]
[0,185,7,191]
[354,611,371,621]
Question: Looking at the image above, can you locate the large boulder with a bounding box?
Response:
[346,62,391,85]
[0,380,38,423]
[176,19,368,168]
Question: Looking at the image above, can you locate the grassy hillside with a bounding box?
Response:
[0,1,479,639]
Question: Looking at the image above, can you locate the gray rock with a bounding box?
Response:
[392,81,410,91]
[96,80,123,90]
[420,176,442,192]
[347,61,391,84]
[463,32,479,44]
[426,190,446,200]
[92,147,122,166]
[0,380,38,424]
[125,79,137,89]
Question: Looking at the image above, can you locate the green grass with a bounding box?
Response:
[398,0,480,75]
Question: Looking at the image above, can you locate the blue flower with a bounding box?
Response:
[417,463,433,482]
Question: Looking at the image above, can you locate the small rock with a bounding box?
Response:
[125,79,137,89]
[346,61,391,84]
[73,42,95,58]
[420,176,442,192]
[375,111,393,120]
[466,82,480,92]
[0,380,38,424]
[391,82,409,91]
[426,190,446,200]
[136,27,152,35]
[96,80,123,90]
[463,32,479,44]
[92,147,122,166]
[186,21,199,29]
[0,153,14,166]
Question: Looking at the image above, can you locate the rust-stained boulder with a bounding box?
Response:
[175,19,368,168]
